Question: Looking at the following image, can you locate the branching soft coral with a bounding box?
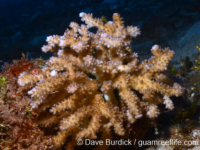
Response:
[18,12,183,149]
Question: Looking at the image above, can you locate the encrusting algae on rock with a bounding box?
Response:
[0,54,53,149]
[17,12,183,149]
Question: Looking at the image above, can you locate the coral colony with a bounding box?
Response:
[15,12,184,149]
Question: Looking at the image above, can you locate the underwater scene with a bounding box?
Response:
[1,0,200,149]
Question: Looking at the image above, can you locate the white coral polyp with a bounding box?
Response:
[50,70,58,77]
[151,44,159,51]
[79,12,85,17]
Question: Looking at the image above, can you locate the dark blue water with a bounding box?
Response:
[0,0,200,64]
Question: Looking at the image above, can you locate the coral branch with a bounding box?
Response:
[17,12,183,149]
